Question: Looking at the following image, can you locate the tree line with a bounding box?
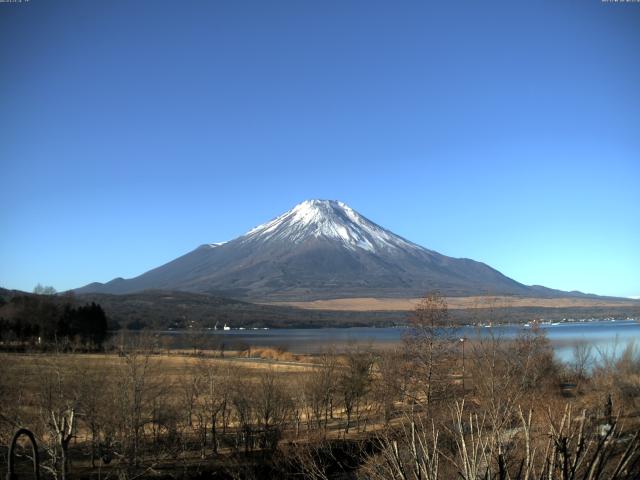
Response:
[0,290,109,349]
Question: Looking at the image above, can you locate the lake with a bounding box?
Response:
[164,319,640,364]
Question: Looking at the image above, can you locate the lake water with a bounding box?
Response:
[165,319,640,364]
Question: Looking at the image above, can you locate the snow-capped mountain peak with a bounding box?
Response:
[76,199,538,300]
[243,199,421,253]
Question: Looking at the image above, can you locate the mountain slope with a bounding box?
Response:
[76,200,558,300]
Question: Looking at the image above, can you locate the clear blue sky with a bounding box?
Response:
[1,1,638,298]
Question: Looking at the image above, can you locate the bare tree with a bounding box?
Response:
[73,361,109,468]
[468,324,556,472]
[288,377,306,439]
[403,291,455,409]
[113,349,153,467]
[304,352,337,433]
[374,349,409,425]
[571,340,594,385]
[33,283,57,295]
[179,365,200,429]
[339,348,374,433]
[255,369,291,450]
[34,357,78,480]
[231,378,255,455]
[51,409,75,480]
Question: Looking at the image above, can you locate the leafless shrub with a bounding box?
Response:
[468,322,557,459]
[571,340,594,383]
[362,416,440,480]
[362,401,640,480]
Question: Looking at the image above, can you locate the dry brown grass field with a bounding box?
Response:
[1,295,639,479]
[268,295,640,311]
[1,328,639,479]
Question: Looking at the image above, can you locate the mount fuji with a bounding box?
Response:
[76,200,558,300]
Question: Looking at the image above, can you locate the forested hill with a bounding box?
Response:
[72,290,403,329]
[0,287,404,331]
[2,288,638,335]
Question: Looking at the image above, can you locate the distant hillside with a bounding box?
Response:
[1,287,400,329]
[2,288,637,330]
[72,290,640,328]
[73,290,403,329]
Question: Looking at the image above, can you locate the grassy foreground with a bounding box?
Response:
[1,323,640,479]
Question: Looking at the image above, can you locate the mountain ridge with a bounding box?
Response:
[75,200,601,301]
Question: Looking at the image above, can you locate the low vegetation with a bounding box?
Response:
[0,293,639,479]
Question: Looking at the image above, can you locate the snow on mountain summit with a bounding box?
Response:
[242,199,422,254]
[75,198,537,299]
